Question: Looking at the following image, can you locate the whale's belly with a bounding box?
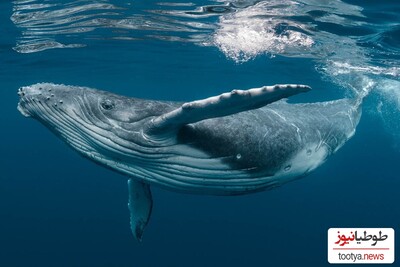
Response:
[83,100,358,196]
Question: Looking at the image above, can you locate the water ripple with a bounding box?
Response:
[10,0,400,80]
[11,0,222,53]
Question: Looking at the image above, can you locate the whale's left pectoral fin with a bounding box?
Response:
[147,84,310,134]
[128,179,153,241]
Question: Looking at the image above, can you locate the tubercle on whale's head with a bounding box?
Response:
[18,83,82,116]
[18,83,144,125]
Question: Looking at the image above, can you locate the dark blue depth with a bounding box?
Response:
[0,1,399,267]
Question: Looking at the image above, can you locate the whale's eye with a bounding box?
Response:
[100,99,115,110]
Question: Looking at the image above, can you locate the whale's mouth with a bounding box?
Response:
[17,84,62,118]
[17,103,32,118]
[17,102,32,117]
[17,87,32,117]
[16,83,97,156]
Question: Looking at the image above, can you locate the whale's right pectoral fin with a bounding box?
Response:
[128,179,153,242]
[147,84,310,135]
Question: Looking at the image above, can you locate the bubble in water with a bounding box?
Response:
[204,6,232,14]
[284,165,291,171]
[236,154,242,160]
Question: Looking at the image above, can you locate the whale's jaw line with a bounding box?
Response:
[17,87,32,117]
[17,102,31,117]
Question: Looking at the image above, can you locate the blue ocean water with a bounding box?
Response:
[1,0,399,266]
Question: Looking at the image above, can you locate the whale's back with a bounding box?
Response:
[177,99,360,176]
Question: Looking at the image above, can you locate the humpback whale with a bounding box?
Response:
[17,83,361,240]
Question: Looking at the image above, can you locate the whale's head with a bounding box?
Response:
[17,83,172,161]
